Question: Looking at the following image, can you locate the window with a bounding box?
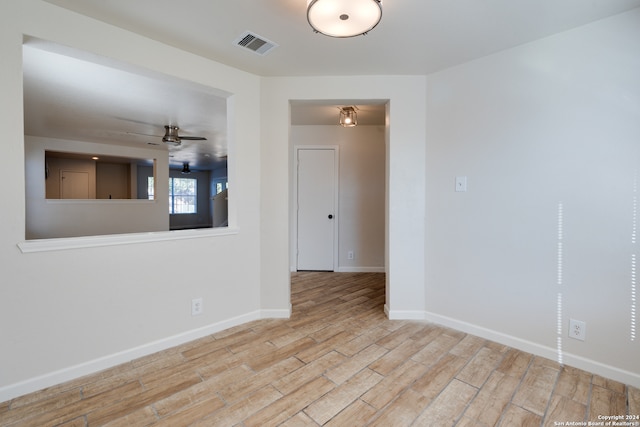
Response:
[148,177,197,214]
[170,177,197,214]
[147,177,155,200]
[215,180,228,194]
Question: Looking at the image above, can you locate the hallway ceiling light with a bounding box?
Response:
[339,106,358,127]
[307,0,382,38]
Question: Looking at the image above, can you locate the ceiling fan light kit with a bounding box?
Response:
[307,0,382,38]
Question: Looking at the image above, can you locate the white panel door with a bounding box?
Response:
[297,148,336,271]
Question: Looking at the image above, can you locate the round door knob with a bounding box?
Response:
[328,214,333,219]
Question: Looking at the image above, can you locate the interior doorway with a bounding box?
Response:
[289,100,387,275]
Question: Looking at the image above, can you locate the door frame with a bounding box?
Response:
[293,145,340,271]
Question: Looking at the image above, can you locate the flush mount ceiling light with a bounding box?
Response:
[339,106,358,127]
[307,0,382,38]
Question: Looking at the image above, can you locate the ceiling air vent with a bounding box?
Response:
[234,31,278,56]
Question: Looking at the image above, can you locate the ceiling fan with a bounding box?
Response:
[161,125,207,145]
[126,125,207,146]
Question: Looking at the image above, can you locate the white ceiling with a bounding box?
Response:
[25,0,640,169]
[44,0,640,76]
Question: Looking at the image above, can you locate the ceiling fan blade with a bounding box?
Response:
[112,116,158,126]
[127,131,163,137]
[179,136,207,140]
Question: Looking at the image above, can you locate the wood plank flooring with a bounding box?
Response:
[1,272,639,426]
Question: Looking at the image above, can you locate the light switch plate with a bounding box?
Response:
[455,176,467,192]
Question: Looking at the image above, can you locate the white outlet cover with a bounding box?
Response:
[568,318,586,341]
[191,298,203,316]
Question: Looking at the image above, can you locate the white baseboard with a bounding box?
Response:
[385,306,427,320]
[0,308,291,403]
[290,267,385,273]
[335,266,385,273]
[387,309,640,389]
[422,311,559,361]
[260,306,292,318]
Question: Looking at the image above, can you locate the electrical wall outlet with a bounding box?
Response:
[191,298,203,316]
[568,318,586,341]
[347,251,354,260]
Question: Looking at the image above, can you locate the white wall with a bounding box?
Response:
[260,76,427,318]
[290,125,385,272]
[0,0,264,401]
[424,8,640,386]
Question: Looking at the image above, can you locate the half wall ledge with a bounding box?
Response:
[17,227,240,253]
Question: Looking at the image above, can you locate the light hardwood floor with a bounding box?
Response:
[1,272,639,426]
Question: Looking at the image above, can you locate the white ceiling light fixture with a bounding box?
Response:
[307,0,382,38]
[339,106,358,127]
